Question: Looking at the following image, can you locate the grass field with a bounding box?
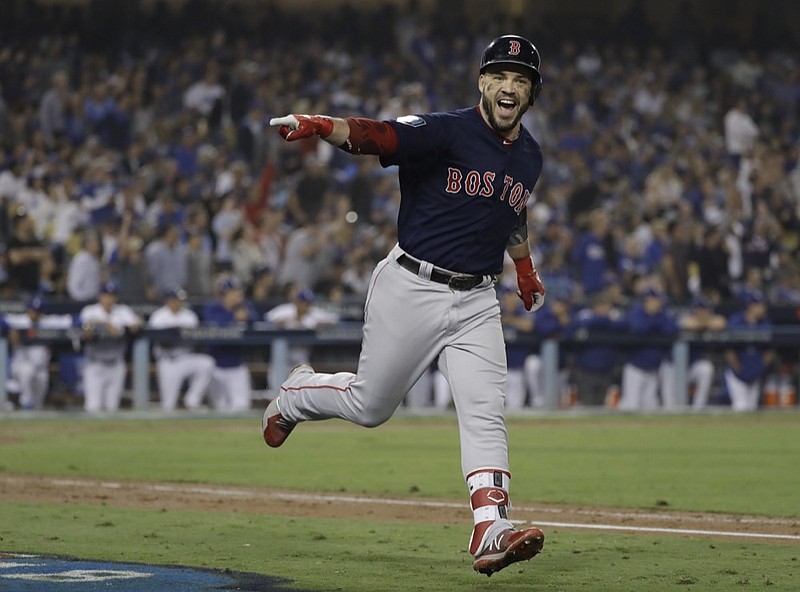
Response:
[1,411,799,591]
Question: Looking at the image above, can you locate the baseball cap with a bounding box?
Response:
[295,288,315,303]
[253,264,272,277]
[217,276,241,294]
[741,289,765,306]
[100,280,119,295]
[27,295,44,311]
[691,295,712,309]
[641,287,664,299]
[163,287,187,300]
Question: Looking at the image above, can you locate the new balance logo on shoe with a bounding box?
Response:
[472,527,545,577]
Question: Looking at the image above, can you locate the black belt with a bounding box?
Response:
[396,254,491,291]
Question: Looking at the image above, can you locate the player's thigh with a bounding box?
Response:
[156,360,178,388]
[356,262,450,404]
[442,309,506,414]
[185,353,215,376]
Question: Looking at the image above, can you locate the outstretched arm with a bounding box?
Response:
[270,114,398,156]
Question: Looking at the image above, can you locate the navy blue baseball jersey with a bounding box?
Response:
[380,107,543,276]
[726,312,771,383]
[202,300,258,368]
[625,304,679,371]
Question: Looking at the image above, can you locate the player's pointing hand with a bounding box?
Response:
[269,114,334,141]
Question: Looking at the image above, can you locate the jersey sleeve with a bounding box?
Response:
[379,113,450,168]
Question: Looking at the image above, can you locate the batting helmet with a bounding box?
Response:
[480,35,543,105]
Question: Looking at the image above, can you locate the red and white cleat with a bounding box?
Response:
[261,365,313,448]
[472,527,545,576]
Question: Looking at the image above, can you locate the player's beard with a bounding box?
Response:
[482,94,529,134]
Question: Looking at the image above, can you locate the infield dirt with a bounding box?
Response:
[1,474,798,543]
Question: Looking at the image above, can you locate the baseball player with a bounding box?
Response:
[522,297,572,408]
[567,289,628,406]
[618,287,679,411]
[264,286,339,391]
[724,290,774,411]
[669,295,727,409]
[79,281,142,412]
[264,35,547,576]
[202,276,258,412]
[1,296,74,409]
[147,288,215,411]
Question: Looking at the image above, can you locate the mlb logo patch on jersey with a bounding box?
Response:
[396,115,426,127]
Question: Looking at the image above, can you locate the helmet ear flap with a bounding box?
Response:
[529,75,542,105]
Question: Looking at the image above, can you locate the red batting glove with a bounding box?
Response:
[514,256,546,312]
[269,114,334,141]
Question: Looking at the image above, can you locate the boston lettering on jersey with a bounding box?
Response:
[445,169,530,214]
[382,107,543,275]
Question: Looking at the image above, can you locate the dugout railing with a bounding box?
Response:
[1,324,798,410]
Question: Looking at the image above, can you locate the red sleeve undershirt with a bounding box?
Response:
[340,117,398,156]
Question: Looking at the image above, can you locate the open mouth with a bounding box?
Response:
[496,98,517,116]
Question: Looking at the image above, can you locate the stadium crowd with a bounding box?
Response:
[0,1,798,411]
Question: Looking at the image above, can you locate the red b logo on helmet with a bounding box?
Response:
[508,40,521,55]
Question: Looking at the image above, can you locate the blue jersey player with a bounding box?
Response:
[265,35,546,576]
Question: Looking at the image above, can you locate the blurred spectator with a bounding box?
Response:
[286,155,332,226]
[5,212,54,295]
[723,290,775,411]
[230,223,267,288]
[84,79,129,151]
[211,193,243,267]
[672,296,727,409]
[185,230,213,301]
[522,298,572,408]
[79,281,142,412]
[114,213,152,303]
[661,218,694,303]
[723,96,759,168]
[619,287,679,410]
[254,208,285,274]
[617,234,648,298]
[341,254,373,298]
[264,286,340,390]
[145,222,188,295]
[38,70,70,149]
[278,218,323,291]
[183,62,225,131]
[147,288,215,411]
[248,264,279,303]
[229,61,260,126]
[66,231,102,303]
[689,224,732,303]
[1,296,74,409]
[568,289,628,407]
[498,287,535,411]
[202,276,258,412]
[572,209,615,296]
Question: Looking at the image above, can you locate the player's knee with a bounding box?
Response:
[356,406,393,428]
[695,360,713,376]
